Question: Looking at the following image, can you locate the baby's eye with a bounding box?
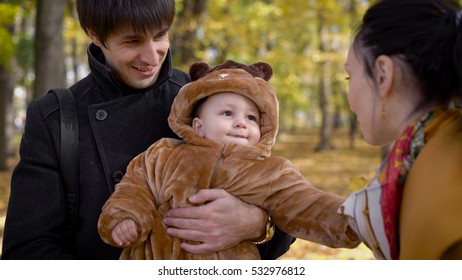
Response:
[222,111,232,116]
[247,115,258,122]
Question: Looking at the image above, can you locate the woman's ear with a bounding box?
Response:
[192,117,205,137]
[86,28,104,48]
[374,55,394,98]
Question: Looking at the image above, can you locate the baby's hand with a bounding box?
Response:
[112,219,139,247]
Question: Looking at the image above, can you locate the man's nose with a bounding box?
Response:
[140,41,162,64]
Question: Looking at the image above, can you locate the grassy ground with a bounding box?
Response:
[0,128,378,259]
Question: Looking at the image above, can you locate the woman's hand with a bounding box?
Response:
[163,189,267,254]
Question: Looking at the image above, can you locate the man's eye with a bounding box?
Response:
[125,39,140,44]
[154,31,169,40]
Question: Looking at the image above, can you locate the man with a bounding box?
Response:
[1,0,293,259]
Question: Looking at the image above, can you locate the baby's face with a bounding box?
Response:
[193,92,261,146]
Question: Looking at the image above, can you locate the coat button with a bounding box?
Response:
[95,109,108,120]
[113,171,124,183]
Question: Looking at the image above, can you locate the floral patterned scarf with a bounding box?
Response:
[377,108,443,259]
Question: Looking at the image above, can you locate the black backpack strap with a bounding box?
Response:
[50,88,80,243]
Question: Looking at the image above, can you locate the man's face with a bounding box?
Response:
[89,27,170,89]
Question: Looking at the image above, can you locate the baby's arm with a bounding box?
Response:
[98,139,178,248]
[265,160,359,248]
[98,150,158,247]
[111,219,139,247]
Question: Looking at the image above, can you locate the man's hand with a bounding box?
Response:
[111,219,139,247]
[163,189,267,254]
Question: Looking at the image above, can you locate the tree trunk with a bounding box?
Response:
[0,65,15,170]
[69,0,80,84]
[0,0,17,170]
[32,0,68,100]
[171,0,207,67]
[316,14,334,151]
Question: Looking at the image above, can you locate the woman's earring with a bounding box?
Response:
[381,100,386,120]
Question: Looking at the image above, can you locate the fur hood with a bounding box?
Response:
[168,60,279,159]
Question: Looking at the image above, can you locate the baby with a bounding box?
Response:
[98,60,359,259]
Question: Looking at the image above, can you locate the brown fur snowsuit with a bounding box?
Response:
[98,60,359,259]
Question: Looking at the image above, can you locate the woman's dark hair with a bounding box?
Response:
[353,0,462,107]
[76,0,175,47]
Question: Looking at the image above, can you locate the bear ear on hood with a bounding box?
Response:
[251,62,273,82]
[189,60,273,82]
[189,62,212,81]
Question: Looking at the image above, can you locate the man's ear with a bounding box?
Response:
[86,28,104,48]
[374,55,394,98]
[192,117,205,137]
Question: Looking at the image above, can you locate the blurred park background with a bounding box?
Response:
[0,0,399,259]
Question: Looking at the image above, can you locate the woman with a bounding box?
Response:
[341,0,462,259]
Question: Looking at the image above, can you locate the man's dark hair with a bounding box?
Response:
[76,0,175,46]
